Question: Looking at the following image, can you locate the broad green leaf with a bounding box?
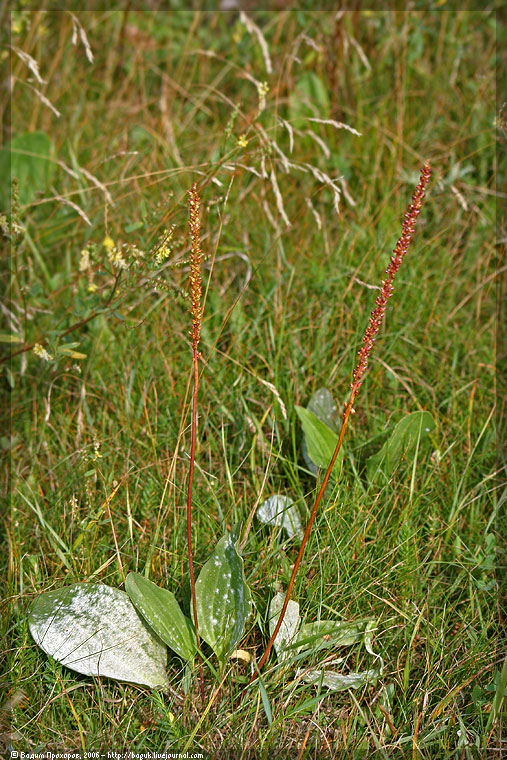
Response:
[302,388,341,474]
[256,495,303,540]
[296,406,343,478]
[125,573,196,662]
[307,388,341,431]
[300,667,380,691]
[293,619,372,655]
[0,131,55,207]
[269,592,300,662]
[28,584,169,689]
[366,411,436,480]
[194,531,252,666]
[125,221,144,233]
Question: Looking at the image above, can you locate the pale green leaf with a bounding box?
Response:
[268,592,300,662]
[289,73,330,126]
[300,667,380,691]
[307,388,341,431]
[294,619,372,655]
[29,584,169,689]
[256,495,303,540]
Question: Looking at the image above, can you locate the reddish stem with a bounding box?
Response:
[242,385,359,695]
[187,183,205,703]
[187,344,205,703]
[240,161,431,700]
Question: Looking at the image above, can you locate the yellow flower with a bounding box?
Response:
[103,236,115,252]
[153,226,175,265]
[237,134,249,148]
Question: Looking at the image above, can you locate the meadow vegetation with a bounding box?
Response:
[2,9,502,759]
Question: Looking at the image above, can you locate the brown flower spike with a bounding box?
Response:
[352,161,432,392]
[188,183,203,349]
[247,161,432,689]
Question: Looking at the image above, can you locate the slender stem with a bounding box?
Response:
[246,384,359,686]
[187,182,205,702]
[240,161,431,699]
[187,344,205,703]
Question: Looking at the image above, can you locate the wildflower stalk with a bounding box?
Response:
[250,161,432,682]
[187,183,205,702]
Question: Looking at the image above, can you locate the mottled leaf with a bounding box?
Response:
[308,388,341,431]
[298,618,383,690]
[125,573,196,662]
[269,592,300,662]
[256,495,303,540]
[294,619,372,655]
[300,667,380,691]
[29,584,169,689]
[194,531,252,666]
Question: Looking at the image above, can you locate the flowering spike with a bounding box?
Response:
[351,161,431,390]
[245,162,432,692]
[188,183,203,351]
[186,182,205,703]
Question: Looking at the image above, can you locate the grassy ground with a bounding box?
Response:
[3,8,503,759]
